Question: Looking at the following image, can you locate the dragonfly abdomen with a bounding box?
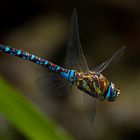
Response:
[0,45,76,82]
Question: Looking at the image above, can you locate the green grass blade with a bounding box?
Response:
[0,77,73,140]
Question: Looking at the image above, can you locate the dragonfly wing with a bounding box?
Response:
[65,8,97,123]
[89,98,98,123]
[36,74,71,98]
[93,61,108,74]
[36,9,89,98]
[93,46,126,73]
[65,8,89,72]
[36,9,88,98]
[83,93,98,123]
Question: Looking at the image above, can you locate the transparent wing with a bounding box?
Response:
[65,8,97,123]
[36,73,71,98]
[65,8,89,72]
[35,9,89,98]
[93,46,125,73]
[36,9,88,98]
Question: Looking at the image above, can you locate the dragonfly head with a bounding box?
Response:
[105,82,120,101]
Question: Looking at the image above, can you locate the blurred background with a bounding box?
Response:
[0,0,140,140]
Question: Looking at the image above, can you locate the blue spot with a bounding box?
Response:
[17,50,22,55]
[69,70,75,81]
[40,61,43,65]
[106,86,111,99]
[60,71,69,80]
[44,61,48,65]
[51,67,55,71]
[5,47,10,52]
[31,55,35,60]
[36,61,40,64]
[56,66,60,71]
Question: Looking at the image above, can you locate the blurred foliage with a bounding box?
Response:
[0,77,72,140]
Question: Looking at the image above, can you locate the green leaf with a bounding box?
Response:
[0,77,73,140]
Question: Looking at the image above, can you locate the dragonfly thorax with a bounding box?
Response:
[74,71,109,100]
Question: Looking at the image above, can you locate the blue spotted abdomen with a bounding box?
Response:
[0,44,76,82]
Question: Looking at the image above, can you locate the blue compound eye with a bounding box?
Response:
[106,83,117,101]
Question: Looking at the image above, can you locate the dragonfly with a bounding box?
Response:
[0,9,125,102]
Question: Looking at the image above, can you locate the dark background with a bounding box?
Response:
[0,0,140,140]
